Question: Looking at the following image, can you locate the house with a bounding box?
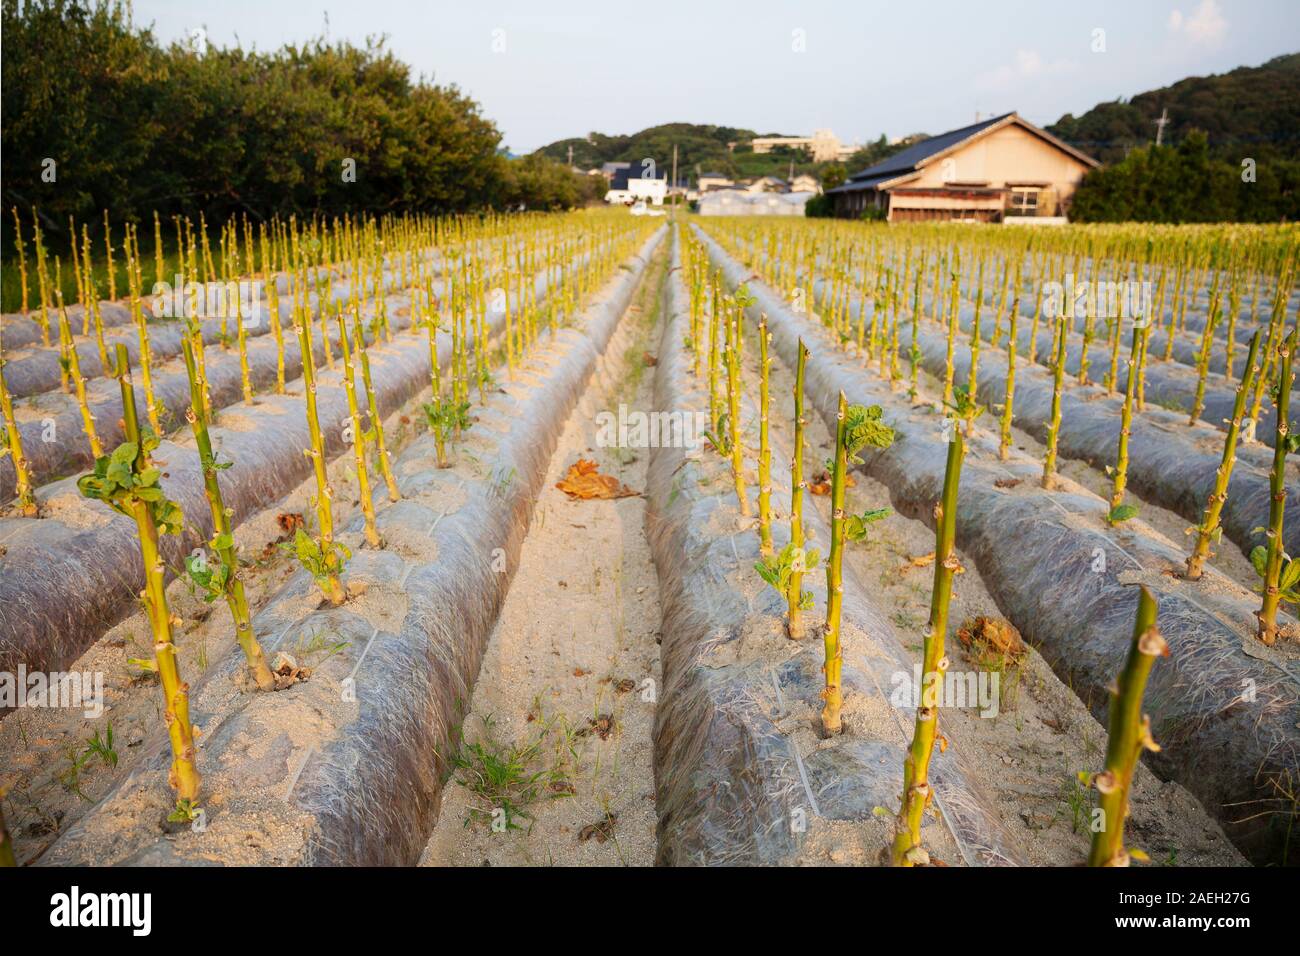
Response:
[604,166,667,206]
[697,172,734,193]
[742,176,789,194]
[790,173,820,194]
[826,112,1099,223]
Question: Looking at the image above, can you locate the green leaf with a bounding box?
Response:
[168,798,201,823]
[77,474,111,502]
[106,458,133,488]
[1250,545,1269,579]
[1280,559,1300,592]
[844,404,895,461]
[844,508,890,542]
[185,553,226,601]
[1107,503,1139,524]
[155,501,184,535]
[110,442,138,467]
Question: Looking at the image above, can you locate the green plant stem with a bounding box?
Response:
[708,280,722,435]
[113,344,202,801]
[910,253,923,398]
[998,291,1020,460]
[294,287,346,605]
[943,260,960,405]
[1257,326,1297,645]
[892,427,963,866]
[965,258,984,436]
[354,313,401,503]
[1043,315,1068,490]
[336,310,383,548]
[757,317,773,555]
[1108,322,1145,522]
[788,340,809,640]
[822,392,850,736]
[1088,585,1166,867]
[0,354,39,516]
[59,304,102,459]
[181,338,275,690]
[1186,329,1262,579]
[1189,267,1222,426]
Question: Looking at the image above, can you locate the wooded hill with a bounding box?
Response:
[1048,53,1300,163]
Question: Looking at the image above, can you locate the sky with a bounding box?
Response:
[135,0,1300,154]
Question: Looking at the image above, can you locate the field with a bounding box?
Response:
[1,209,1297,870]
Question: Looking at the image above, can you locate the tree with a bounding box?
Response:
[1070,130,1299,222]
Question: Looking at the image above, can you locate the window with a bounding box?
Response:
[1008,188,1039,217]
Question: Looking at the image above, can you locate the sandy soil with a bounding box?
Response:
[733,284,1244,866]
[418,241,668,867]
[0,317,450,865]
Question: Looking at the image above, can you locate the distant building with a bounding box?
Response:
[790,173,821,194]
[826,112,1099,223]
[750,129,860,163]
[698,189,814,217]
[697,171,734,193]
[605,166,667,205]
[600,161,632,181]
[742,175,789,194]
[666,176,697,202]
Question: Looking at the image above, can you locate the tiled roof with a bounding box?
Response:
[845,114,1014,184]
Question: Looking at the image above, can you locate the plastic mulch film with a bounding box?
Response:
[753,240,1290,446]
[935,285,1286,445]
[39,227,665,866]
[0,245,603,683]
[0,243,602,501]
[646,229,1024,867]
[698,225,1300,866]
[0,249,448,352]
[964,265,1295,380]
[815,278,1300,563]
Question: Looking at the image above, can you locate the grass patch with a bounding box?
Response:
[449,712,575,834]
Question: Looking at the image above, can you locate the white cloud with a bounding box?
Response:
[977,49,1075,91]
[1168,1,1227,44]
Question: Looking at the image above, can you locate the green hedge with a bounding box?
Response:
[1070,131,1299,223]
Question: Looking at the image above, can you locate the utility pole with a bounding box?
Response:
[1154,107,1169,146]
[568,144,574,168]
[672,143,678,209]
